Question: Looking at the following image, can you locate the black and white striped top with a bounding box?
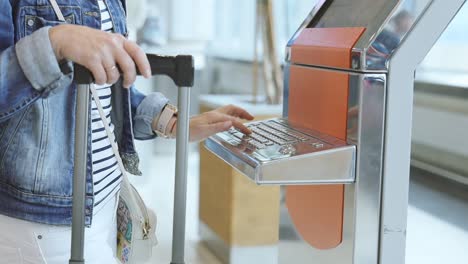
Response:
[99,0,113,32]
[91,0,122,214]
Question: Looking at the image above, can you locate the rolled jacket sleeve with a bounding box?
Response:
[15,26,73,93]
[133,92,169,139]
[0,10,73,121]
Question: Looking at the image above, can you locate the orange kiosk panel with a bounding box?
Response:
[286,27,365,250]
[291,28,366,69]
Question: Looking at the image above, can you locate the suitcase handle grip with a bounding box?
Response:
[74,54,194,87]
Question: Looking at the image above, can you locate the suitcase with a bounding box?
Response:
[69,55,194,264]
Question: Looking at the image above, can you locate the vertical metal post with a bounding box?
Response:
[69,83,90,264]
[379,1,466,263]
[170,86,191,264]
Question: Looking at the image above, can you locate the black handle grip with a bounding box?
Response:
[74,64,94,85]
[74,54,194,87]
[145,54,194,87]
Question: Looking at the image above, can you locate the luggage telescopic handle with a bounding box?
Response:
[74,54,194,87]
[145,54,194,87]
[71,54,194,264]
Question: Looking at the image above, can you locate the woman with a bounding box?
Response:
[0,0,253,263]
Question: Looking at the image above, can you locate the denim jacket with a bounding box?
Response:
[0,0,169,226]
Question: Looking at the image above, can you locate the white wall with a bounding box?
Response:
[413,104,468,157]
[154,0,215,42]
[208,0,317,61]
[419,3,468,73]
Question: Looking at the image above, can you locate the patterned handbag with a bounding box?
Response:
[116,175,158,263]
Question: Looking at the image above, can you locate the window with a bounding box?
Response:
[419,4,468,74]
[208,0,317,61]
[209,0,468,75]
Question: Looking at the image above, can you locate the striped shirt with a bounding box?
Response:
[99,0,113,32]
[91,0,122,214]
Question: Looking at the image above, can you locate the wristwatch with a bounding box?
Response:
[153,103,178,138]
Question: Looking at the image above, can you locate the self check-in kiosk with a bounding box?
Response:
[205,0,465,263]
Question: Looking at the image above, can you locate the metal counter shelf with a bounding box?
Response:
[204,118,356,185]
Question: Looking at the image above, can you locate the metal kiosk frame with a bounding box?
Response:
[204,0,467,263]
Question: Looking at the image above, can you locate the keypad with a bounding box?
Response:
[227,120,314,150]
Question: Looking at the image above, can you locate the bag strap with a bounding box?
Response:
[47,0,66,22]
[54,0,129,183]
[90,86,129,181]
[92,86,153,237]
[46,1,121,170]
[50,0,132,185]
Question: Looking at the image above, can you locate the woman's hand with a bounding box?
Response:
[49,24,151,88]
[174,104,254,142]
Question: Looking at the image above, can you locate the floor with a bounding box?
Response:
[129,138,220,264]
[406,168,468,264]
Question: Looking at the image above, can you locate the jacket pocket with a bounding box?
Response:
[18,5,82,39]
[0,103,41,194]
[0,119,11,143]
[24,13,75,37]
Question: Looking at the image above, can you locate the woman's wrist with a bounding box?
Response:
[48,26,65,61]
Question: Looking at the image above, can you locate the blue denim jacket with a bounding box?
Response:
[0,0,169,226]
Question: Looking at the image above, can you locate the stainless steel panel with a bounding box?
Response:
[286,0,435,72]
[308,0,392,28]
[282,63,290,117]
[354,0,432,71]
[380,1,466,263]
[351,74,386,264]
[278,69,386,264]
[204,118,356,185]
[276,0,464,262]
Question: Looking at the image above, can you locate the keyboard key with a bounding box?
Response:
[251,134,268,143]
[232,132,245,139]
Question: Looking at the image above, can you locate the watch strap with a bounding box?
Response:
[153,104,177,137]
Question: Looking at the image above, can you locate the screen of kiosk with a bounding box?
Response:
[308,0,390,28]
